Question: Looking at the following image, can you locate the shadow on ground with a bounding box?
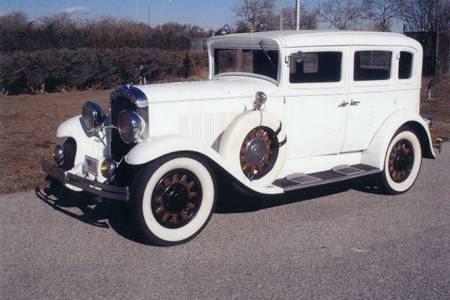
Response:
[35,175,383,246]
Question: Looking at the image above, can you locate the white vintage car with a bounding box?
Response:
[43,31,441,245]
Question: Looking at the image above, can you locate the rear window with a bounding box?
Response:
[399,51,413,79]
[354,51,392,81]
[290,52,342,83]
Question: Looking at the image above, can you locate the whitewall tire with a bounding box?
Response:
[219,110,287,187]
[379,127,422,194]
[130,154,216,246]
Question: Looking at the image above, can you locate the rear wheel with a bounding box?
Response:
[379,127,422,194]
[130,154,216,246]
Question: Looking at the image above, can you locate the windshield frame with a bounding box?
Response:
[209,39,282,85]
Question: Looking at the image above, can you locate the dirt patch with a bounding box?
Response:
[0,89,111,194]
[421,75,450,141]
[0,78,449,195]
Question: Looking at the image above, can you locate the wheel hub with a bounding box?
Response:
[240,127,279,180]
[162,184,189,213]
[246,138,269,165]
[388,139,414,183]
[151,170,202,229]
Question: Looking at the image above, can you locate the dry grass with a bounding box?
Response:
[0,89,111,194]
[421,75,450,140]
[0,77,449,195]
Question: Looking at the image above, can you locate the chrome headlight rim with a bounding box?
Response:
[118,109,144,144]
[82,101,106,133]
[101,158,117,179]
[53,144,65,166]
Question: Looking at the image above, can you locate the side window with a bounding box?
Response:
[290,52,342,83]
[399,51,413,79]
[354,51,392,81]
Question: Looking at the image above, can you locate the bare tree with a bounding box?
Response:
[233,0,277,32]
[319,0,363,30]
[363,0,398,31]
[396,0,450,32]
[280,6,319,30]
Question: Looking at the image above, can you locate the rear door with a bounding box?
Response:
[342,47,396,152]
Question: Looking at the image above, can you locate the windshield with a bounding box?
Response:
[214,48,279,81]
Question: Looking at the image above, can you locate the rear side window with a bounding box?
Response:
[354,51,392,81]
[290,52,342,83]
[399,51,413,79]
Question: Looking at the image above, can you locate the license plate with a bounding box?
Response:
[84,156,98,177]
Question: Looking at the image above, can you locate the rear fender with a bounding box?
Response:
[361,110,435,170]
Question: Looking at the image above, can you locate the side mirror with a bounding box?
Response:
[291,51,304,64]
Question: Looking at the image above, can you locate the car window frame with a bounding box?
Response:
[351,46,395,88]
[286,47,347,90]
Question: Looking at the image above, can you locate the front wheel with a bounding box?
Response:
[130,154,216,246]
[378,127,422,194]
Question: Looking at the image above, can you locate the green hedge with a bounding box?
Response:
[0,48,208,94]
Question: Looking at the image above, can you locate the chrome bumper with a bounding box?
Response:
[42,159,129,202]
[434,138,443,153]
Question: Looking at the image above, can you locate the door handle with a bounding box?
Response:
[350,99,361,106]
[338,100,349,107]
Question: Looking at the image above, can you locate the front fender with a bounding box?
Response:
[56,115,105,165]
[125,135,283,195]
[361,110,435,170]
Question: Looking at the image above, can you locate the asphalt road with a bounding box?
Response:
[1,149,449,299]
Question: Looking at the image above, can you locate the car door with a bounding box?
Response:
[283,47,349,159]
[342,47,396,152]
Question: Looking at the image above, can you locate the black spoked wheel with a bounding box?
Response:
[379,127,422,195]
[151,169,202,229]
[130,154,216,246]
[388,139,414,183]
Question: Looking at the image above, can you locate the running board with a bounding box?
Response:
[273,164,380,192]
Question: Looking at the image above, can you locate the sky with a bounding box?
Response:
[0,0,316,30]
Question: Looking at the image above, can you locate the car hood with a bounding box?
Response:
[136,76,278,103]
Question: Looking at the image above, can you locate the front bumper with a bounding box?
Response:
[42,159,129,202]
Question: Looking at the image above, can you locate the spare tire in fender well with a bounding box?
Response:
[218,110,287,187]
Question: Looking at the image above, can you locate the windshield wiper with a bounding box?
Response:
[258,41,277,73]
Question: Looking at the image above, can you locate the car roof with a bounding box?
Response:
[209,30,421,49]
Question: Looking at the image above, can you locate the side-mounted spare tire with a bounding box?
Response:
[219,110,287,187]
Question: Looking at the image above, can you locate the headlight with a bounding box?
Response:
[118,110,144,144]
[82,101,105,133]
[53,144,64,166]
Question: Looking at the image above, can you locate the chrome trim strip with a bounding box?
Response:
[110,85,149,140]
[110,85,148,108]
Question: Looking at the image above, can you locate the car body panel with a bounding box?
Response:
[47,31,435,196]
[361,110,435,169]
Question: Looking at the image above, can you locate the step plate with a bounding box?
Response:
[274,164,380,192]
[333,166,365,176]
[286,173,322,185]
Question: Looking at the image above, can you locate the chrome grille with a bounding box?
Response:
[109,86,149,160]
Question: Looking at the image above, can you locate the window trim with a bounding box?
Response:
[353,50,393,82]
[351,47,395,87]
[287,49,345,86]
[213,48,281,83]
[398,50,414,81]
